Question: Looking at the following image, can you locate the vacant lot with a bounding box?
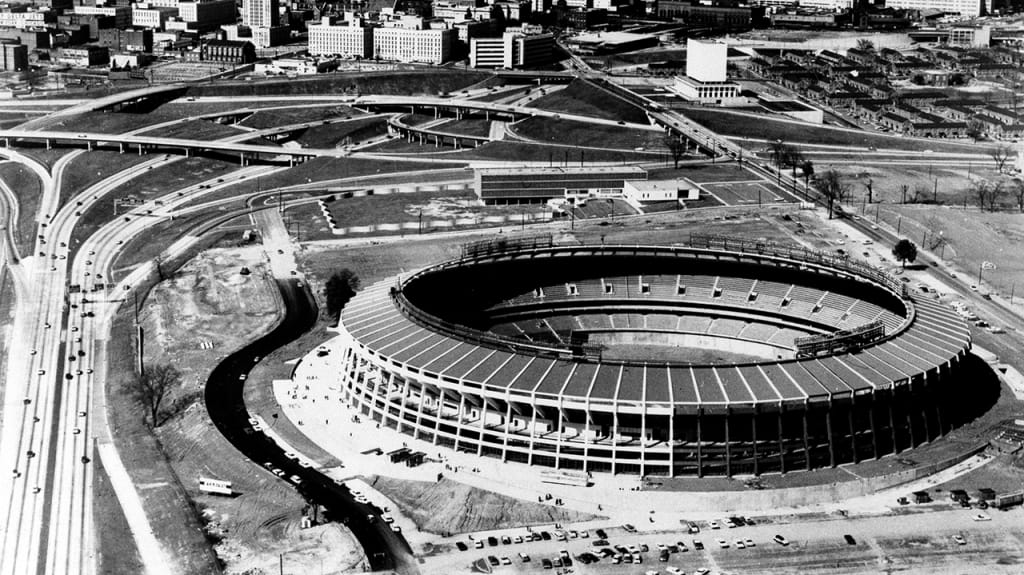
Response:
[368,476,600,535]
[530,80,648,124]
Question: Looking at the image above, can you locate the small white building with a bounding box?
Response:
[623,179,698,204]
[671,38,741,105]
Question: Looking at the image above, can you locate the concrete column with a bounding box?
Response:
[610,409,619,475]
[500,397,514,462]
[412,383,429,441]
[751,411,758,476]
[724,410,732,477]
[527,404,539,466]
[777,409,785,475]
[849,399,859,464]
[476,398,489,456]
[668,410,675,478]
[825,408,836,468]
[119,143,125,154]
[45,139,51,150]
[582,405,592,474]
[453,394,467,452]
[554,403,565,469]
[802,410,811,471]
[889,403,899,454]
[869,399,879,460]
[696,411,703,478]
[138,144,144,155]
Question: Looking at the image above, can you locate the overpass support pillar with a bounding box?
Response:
[138,144,144,155]
[288,157,295,167]
[86,141,92,151]
[45,139,51,150]
[239,152,247,166]
[183,147,190,158]
[434,135,439,148]
[119,143,125,154]
[2,138,7,148]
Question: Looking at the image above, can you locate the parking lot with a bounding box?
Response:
[423,505,1024,574]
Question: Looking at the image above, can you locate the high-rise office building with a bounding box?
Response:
[242,0,279,28]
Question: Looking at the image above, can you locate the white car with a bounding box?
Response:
[972,513,991,521]
[709,521,720,530]
[716,538,729,548]
[952,534,967,545]
[667,568,684,575]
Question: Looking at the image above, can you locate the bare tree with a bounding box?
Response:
[856,39,876,54]
[912,183,931,204]
[664,134,687,169]
[988,179,1005,211]
[800,161,814,195]
[863,176,874,204]
[990,144,1013,174]
[967,119,985,143]
[1014,178,1024,212]
[814,169,849,219]
[128,363,182,427]
[971,179,991,210]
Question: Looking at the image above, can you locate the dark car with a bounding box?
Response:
[501,536,511,545]
[595,529,608,539]
[540,531,552,540]
[487,555,500,566]
[659,550,670,562]
[455,541,467,551]
[541,558,553,569]
[639,543,649,552]
[488,536,498,547]
[693,539,705,550]
[593,539,609,546]
[844,534,857,546]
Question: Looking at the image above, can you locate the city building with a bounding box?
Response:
[242,0,279,28]
[184,38,256,63]
[672,38,741,104]
[372,27,453,64]
[132,5,178,29]
[622,178,699,203]
[98,27,153,52]
[0,8,56,30]
[474,166,648,203]
[563,31,657,55]
[308,21,373,58]
[657,1,762,29]
[886,0,985,17]
[0,41,28,71]
[57,44,110,66]
[74,5,132,28]
[469,30,554,68]
[174,0,236,33]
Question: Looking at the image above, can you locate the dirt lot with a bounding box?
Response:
[139,246,364,573]
[367,476,599,535]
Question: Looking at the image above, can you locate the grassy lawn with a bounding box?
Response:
[324,189,479,226]
[0,273,12,428]
[104,307,223,574]
[433,118,492,137]
[91,451,144,575]
[367,476,601,535]
[110,212,234,282]
[238,105,361,129]
[877,204,1024,296]
[0,161,42,254]
[0,112,37,128]
[511,116,664,150]
[58,151,151,212]
[157,101,314,117]
[109,157,236,201]
[469,86,533,103]
[431,140,663,163]
[295,117,388,148]
[188,157,464,209]
[143,119,248,140]
[680,107,997,154]
[31,111,183,133]
[189,69,489,98]
[530,79,648,124]
[7,147,72,170]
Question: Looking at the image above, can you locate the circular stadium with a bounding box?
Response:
[335,234,973,478]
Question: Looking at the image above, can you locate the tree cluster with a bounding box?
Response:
[813,169,850,219]
[325,268,361,320]
[128,363,183,428]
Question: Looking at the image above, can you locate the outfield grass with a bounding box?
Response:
[530,79,648,124]
[295,117,387,148]
[238,105,361,129]
[0,161,42,254]
[511,116,664,150]
[144,119,248,140]
[680,107,997,154]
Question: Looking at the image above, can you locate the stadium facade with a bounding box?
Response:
[334,236,972,477]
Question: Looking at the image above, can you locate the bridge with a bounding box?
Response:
[0,129,320,165]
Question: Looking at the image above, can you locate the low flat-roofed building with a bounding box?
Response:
[475,166,647,204]
[671,74,741,104]
[623,178,698,203]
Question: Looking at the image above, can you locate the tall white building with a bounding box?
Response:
[308,22,373,58]
[686,38,727,83]
[243,0,279,28]
[470,31,554,68]
[372,27,453,64]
